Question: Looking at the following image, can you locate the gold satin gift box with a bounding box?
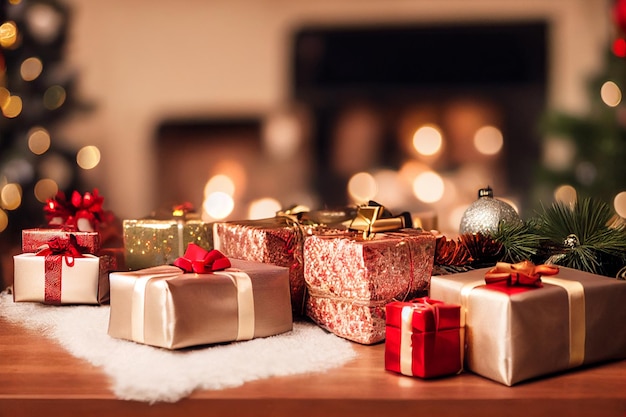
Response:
[108,258,293,349]
[123,218,213,270]
[430,267,626,386]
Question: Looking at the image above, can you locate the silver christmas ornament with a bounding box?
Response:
[459,187,522,235]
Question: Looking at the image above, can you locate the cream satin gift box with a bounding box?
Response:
[107,258,293,349]
[13,253,108,305]
[430,266,626,386]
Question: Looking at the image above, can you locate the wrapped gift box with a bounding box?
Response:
[430,266,626,386]
[108,258,293,349]
[22,228,101,254]
[13,253,109,305]
[385,297,463,378]
[304,229,436,344]
[213,218,310,315]
[123,217,213,270]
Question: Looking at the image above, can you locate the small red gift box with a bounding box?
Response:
[22,228,101,254]
[385,297,463,378]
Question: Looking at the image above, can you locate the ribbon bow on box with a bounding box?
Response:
[36,234,86,267]
[348,201,413,239]
[485,260,559,288]
[173,243,231,273]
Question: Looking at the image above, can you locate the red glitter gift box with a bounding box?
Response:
[213,217,310,315]
[385,297,463,378]
[304,229,436,344]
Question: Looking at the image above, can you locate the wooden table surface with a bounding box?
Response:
[1,317,625,417]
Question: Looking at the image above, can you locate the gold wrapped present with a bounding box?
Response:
[108,246,293,349]
[430,263,626,385]
[123,206,212,270]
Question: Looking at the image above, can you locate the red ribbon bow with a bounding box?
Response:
[36,235,85,267]
[173,244,231,273]
[44,189,109,232]
[484,260,559,288]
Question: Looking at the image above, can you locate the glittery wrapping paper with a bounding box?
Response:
[212,218,311,315]
[22,228,101,254]
[304,229,436,344]
[123,219,213,270]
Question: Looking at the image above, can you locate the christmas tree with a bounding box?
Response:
[0,0,85,243]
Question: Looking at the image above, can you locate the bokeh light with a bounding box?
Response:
[263,112,302,159]
[412,171,444,203]
[204,174,235,197]
[203,191,234,220]
[372,169,406,208]
[248,197,281,220]
[0,209,7,233]
[28,126,51,155]
[412,125,443,156]
[473,125,503,155]
[0,87,10,108]
[554,184,577,205]
[43,85,66,110]
[34,178,58,203]
[0,21,18,48]
[20,57,43,81]
[600,81,622,107]
[2,94,22,118]
[1,183,22,210]
[212,160,247,196]
[543,137,575,171]
[613,191,626,218]
[76,145,101,169]
[347,172,377,203]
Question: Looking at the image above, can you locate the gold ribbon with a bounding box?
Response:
[130,267,256,343]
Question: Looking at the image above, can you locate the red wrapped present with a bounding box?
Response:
[430,262,626,385]
[13,236,109,305]
[304,228,436,344]
[385,297,462,378]
[212,216,310,315]
[108,245,293,349]
[22,228,101,254]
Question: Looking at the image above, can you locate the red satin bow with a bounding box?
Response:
[485,260,559,287]
[36,235,85,267]
[173,244,231,273]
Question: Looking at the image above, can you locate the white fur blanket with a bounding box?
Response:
[0,292,356,403]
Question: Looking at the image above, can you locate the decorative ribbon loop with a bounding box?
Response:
[348,201,412,239]
[173,243,231,273]
[36,234,85,267]
[484,260,559,287]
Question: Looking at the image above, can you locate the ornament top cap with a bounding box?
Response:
[478,186,494,198]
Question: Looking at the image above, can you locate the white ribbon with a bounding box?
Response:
[215,270,256,341]
[399,306,414,376]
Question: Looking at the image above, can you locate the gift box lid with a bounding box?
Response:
[386,297,460,333]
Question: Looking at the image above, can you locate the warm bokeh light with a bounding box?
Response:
[1,183,22,210]
[412,171,444,203]
[0,87,10,108]
[0,21,18,48]
[204,174,235,197]
[28,126,51,155]
[554,184,577,205]
[43,85,66,110]
[39,154,72,190]
[76,145,101,169]
[2,94,22,118]
[347,172,377,203]
[473,125,503,155]
[20,57,43,81]
[372,169,406,208]
[212,160,247,196]
[263,112,302,159]
[412,125,442,156]
[0,209,7,233]
[203,191,234,220]
[614,192,626,218]
[248,197,281,220]
[600,81,622,107]
[542,137,575,172]
[34,178,58,203]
